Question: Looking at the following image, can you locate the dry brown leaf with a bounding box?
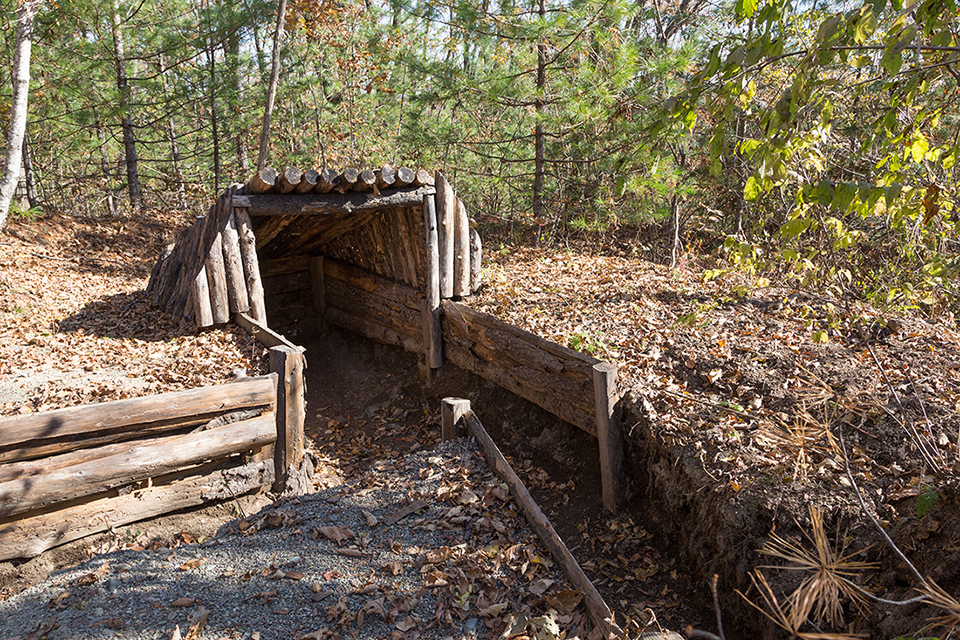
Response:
[317,526,356,545]
[425,546,454,564]
[529,579,554,596]
[285,570,305,580]
[171,597,198,608]
[381,561,405,576]
[395,616,418,631]
[545,589,583,615]
[74,562,110,586]
[335,547,371,558]
[479,602,510,617]
[178,558,204,571]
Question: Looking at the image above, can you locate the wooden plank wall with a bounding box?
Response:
[260,257,316,343]
[0,375,280,561]
[441,300,600,435]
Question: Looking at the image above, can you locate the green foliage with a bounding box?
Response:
[917,485,938,518]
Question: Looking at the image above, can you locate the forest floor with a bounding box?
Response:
[4,208,960,638]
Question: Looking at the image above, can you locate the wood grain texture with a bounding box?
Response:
[593,363,624,513]
[270,347,305,493]
[435,173,455,298]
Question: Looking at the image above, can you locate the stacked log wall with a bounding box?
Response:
[0,375,280,561]
[259,257,315,343]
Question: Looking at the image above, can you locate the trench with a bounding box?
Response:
[297,324,774,637]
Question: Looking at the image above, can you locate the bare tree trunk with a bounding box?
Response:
[111,0,142,211]
[257,0,287,171]
[158,56,186,208]
[208,38,221,192]
[0,0,41,229]
[22,132,38,209]
[532,0,546,243]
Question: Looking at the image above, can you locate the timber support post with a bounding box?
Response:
[593,362,624,512]
[441,397,471,441]
[270,345,306,493]
[422,192,443,369]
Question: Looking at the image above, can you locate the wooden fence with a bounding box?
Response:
[0,343,307,562]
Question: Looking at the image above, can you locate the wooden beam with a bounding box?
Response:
[0,414,277,517]
[441,398,470,441]
[233,312,305,352]
[235,208,267,324]
[396,167,415,187]
[435,173,455,298]
[192,264,214,328]
[422,193,443,368]
[245,185,434,217]
[463,411,622,640]
[316,168,340,193]
[470,226,482,293]
[0,459,274,562]
[453,198,470,297]
[244,167,278,194]
[222,209,251,313]
[205,231,230,324]
[593,363,624,513]
[270,347,306,493]
[295,168,319,194]
[0,376,277,453]
[325,307,423,354]
[309,255,326,332]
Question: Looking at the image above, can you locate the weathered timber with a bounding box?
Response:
[317,168,340,193]
[0,458,274,562]
[376,165,396,189]
[336,168,359,193]
[453,198,470,297]
[396,167,415,187]
[443,301,600,379]
[0,414,277,517]
[309,256,326,331]
[412,169,434,187]
[294,168,319,194]
[205,231,231,324]
[234,312,304,352]
[324,284,423,339]
[192,264,214,328]
[222,209,251,313]
[277,166,302,194]
[593,363,624,513]
[443,340,595,434]
[323,257,423,310]
[422,193,443,368]
[394,207,419,286]
[352,169,376,192]
[259,255,309,278]
[245,185,433,217]
[262,269,312,296]
[470,227,482,293]
[441,398,470,441]
[463,411,622,640]
[235,207,267,324]
[325,307,423,354]
[270,346,305,493]
[252,215,296,249]
[435,173,456,298]
[0,375,277,453]
[245,167,278,194]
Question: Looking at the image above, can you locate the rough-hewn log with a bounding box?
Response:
[0,375,277,455]
[205,231,230,324]
[336,168,359,193]
[453,198,470,297]
[262,269,312,296]
[246,185,433,217]
[441,398,470,441]
[245,167,278,194]
[422,194,443,368]
[259,255,309,278]
[270,346,305,493]
[325,307,423,354]
[235,207,267,324]
[412,169,434,187]
[233,312,304,352]
[222,209,250,313]
[317,168,340,193]
[323,257,423,310]
[376,165,396,189]
[470,227,482,293]
[396,167,415,187]
[276,166,302,194]
[294,168,319,194]
[352,169,376,192]
[309,255,326,331]
[0,414,277,517]
[593,363,624,513]
[435,173,456,298]
[0,459,274,562]
[192,264,214,328]
[463,411,621,640]
[325,283,422,339]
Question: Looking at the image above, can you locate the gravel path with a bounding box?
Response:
[0,439,596,640]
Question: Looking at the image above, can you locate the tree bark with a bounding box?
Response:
[111,0,142,211]
[0,0,41,229]
[257,0,288,171]
[532,0,546,240]
[207,34,221,192]
[22,132,38,209]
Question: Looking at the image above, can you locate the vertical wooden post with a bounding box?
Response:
[234,197,267,325]
[309,255,326,333]
[221,207,251,314]
[441,398,471,441]
[593,362,624,512]
[453,198,470,297]
[270,346,305,493]
[192,264,214,328]
[422,193,443,369]
[469,227,482,294]
[435,171,456,299]
[205,231,230,324]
